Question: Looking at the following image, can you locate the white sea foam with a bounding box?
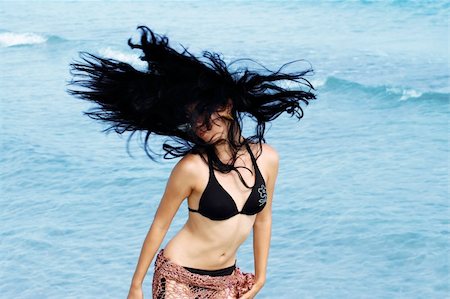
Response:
[0,32,47,47]
[399,89,423,101]
[387,87,423,100]
[309,78,327,89]
[98,47,147,71]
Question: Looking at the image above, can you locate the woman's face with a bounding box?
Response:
[193,109,230,143]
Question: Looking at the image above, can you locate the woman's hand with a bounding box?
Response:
[127,284,143,299]
[239,281,264,299]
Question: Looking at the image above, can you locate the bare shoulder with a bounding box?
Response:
[172,152,204,176]
[250,142,279,166]
[261,143,279,165]
[261,144,279,183]
[249,142,279,179]
[162,153,207,199]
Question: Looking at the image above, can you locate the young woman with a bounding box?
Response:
[67,26,316,298]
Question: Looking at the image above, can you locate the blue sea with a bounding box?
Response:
[0,1,448,298]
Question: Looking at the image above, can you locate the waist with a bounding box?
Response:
[166,224,242,266]
[183,262,236,276]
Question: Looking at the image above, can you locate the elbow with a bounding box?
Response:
[151,220,170,233]
[253,217,272,229]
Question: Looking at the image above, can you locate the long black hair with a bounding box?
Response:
[66,26,317,187]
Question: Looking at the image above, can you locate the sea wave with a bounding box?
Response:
[319,76,449,102]
[0,31,66,47]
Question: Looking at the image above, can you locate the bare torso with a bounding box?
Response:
[163,143,267,270]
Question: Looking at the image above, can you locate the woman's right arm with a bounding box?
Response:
[127,154,199,294]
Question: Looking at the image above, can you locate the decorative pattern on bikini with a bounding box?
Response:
[257,184,267,206]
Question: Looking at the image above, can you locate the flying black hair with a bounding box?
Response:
[66,25,317,187]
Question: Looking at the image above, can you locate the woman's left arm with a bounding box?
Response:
[245,144,279,297]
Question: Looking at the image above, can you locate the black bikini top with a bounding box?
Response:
[188,143,267,221]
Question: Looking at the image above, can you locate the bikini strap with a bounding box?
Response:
[205,150,214,174]
[245,142,263,180]
[245,142,257,165]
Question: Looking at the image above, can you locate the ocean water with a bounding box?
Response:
[0,1,448,298]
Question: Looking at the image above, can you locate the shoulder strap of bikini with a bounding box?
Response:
[205,150,214,174]
[245,142,257,165]
[245,143,266,187]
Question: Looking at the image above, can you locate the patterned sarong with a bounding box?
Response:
[152,248,255,298]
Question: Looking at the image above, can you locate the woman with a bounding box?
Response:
[67,26,316,298]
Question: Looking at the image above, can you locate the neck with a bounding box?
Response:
[214,131,245,162]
